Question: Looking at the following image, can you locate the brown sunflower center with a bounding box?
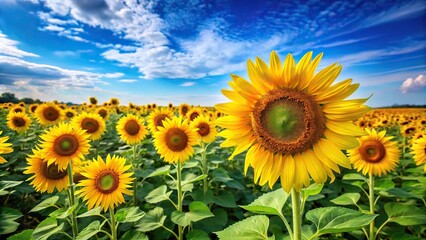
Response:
[30,106,38,113]
[42,162,68,180]
[124,119,140,135]
[98,109,107,118]
[165,128,189,152]
[189,112,200,121]
[197,122,210,137]
[404,127,415,135]
[81,118,99,133]
[111,99,118,105]
[252,88,325,155]
[53,134,79,156]
[66,112,74,118]
[154,114,168,129]
[181,106,188,114]
[13,117,26,127]
[359,140,386,163]
[95,170,119,194]
[43,106,60,121]
[14,108,23,113]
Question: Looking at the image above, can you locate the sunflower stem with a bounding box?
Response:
[291,188,302,240]
[176,161,184,240]
[200,142,208,193]
[109,207,117,240]
[132,144,138,206]
[67,163,78,239]
[369,174,375,240]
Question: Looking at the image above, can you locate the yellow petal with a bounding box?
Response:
[326,121,366,136]
[317,139,351,168]
[280,154,295,193]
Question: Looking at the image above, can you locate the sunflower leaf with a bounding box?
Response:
[214,215,272,240]
[171,201,214,227]
[122,230,148,240]
[0,207,22,235]
[0,180,23,196]
[330,193,361,206]
[49,203,78,219]
[240,188,289,217]
[6,229,33,240]
[30,196,59,213]
[301,183,324,202]
[32,217,64,240]
[77,206,102,218]
[145,165,171,179]
[306,207,376,236]
[115,207,145,223]
[136,207,167,232]
[145,185,172,204]
[76,221,101,240]
[384,202,426,226]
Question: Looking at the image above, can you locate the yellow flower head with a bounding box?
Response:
[35,103,64,126]
[411,136,426,172]
[76,154,134,211]
[147,108,174,133]
[7,112,32,133]
[96,107,109,120]
[116,114,148,145]
[215,51,369,192]
[190,115,217,144]
[63,108,78,120]
[0,131,13,164]
[348,129,399,176]
[178,103,191,117]
[72,112,106,141]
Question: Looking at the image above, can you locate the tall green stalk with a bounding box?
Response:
[200,142,208,193]
[291,189,302,240]
[67,162,78,239]
[369,174,375,240]
[132,144,138,206]
[109,207,117,240]
[176,161,183,240]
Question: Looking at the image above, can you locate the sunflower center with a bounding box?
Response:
[42,162,68,180]
[81,118,99,133]
[189,112,199,121]
[66,112,74,118]
[154,114,168,129]
[197,123,210,137]
[30,106,38,113]
[359,140,386,163]
[13,117,26,127]
[95,170,119,194]
[14,108,23,113]
[98,109,107,118]
[165,128,188,152]
[125,119,140,135]
[43,107,59,121]
[54,134,79,156]
[252,88,325,155]
[182,106,188,114]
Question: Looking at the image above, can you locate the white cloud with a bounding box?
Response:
[102,72,124,78]
[118,79,138,83]
[180,82,195,87]
[400,74,426,93]
[54,49,92,57]
[0,32,39,58]
[42,24,65,32]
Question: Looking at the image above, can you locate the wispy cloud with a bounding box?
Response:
[0,32,39,58]
[400,74,426,93]
[118,79,138,83]
[180,82,195,87]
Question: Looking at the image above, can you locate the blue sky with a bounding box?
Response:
[0,0,425,107]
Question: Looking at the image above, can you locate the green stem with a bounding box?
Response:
[291,189,302,240]
[132,144,138,206]
[369,174,375,240]
[375,219,390,240]
[176,161,183,240]
[67,163,78,239]
[201,143,208,193]
[278,213,293,240]
[109,207,117,240]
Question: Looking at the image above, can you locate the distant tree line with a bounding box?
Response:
[0,92,74,105]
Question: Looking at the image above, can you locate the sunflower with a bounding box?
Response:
[116,114,148,145]
[35,103,64,126]
[89,97,98,105]
[7,112,32,133]
[168,103,173,109]
[215,51,369,192]
[0,131,13,164]
[153,116,198,164]
[190,115,217,144]
[10,105,25,114]
[187,107,203,121]
[411,137,426,171]
[29,104,39,114]
[39,122,91,170]
[147,108,174,133]
[76,154,134,211]
[64,108,77,120]
[24,148,71,193]
[96,107,109,120]
[401,125,417,137]
[72,112,106,141]
[110,98,120,106]
[347,129,399,176]
[179,103,191,117]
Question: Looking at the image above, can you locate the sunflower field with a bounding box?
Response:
[0,52,425,240]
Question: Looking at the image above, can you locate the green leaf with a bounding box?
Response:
[306,207,376,236]
[0,180,23,196]
[330,193,361,206]
[301,183,323,202]
[171,201,214,227]
[384,203,426,226]
[187,230,210,240]
[380,188,424,200]
[32,217,64,240]
[374,177,394,191]
[145,165,170,178]
[115,207,145,223]
[49,204,78,219]
[240,188,289,216]
[122,230,148,240]
[145,185,172,204]
[215,215,271,240]
[30,196,59,212]
[343,173,366,181]
[182,174,207,186]
[213,191,237,208]
[136,207,167,232]
[7,229,33,240]
[77,206,102,218]
[76,221,101,240]
[0,208,22,235]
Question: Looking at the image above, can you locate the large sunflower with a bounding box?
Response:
[35,103,64,126]
[24,148,71,193]
[411,137,426,171]
[190,115,217,144]
[76,154,133,211]
[7,112,32,133]
[347,129,399,176]
[116,114,148,145]
[72,112,106,141]
[153,116,198,164]
[39,122,91,170]
[0,131,13,164]
[147,108,174,133]
[215,51,369,192]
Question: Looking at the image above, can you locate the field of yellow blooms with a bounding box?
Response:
[0,53,425,240]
